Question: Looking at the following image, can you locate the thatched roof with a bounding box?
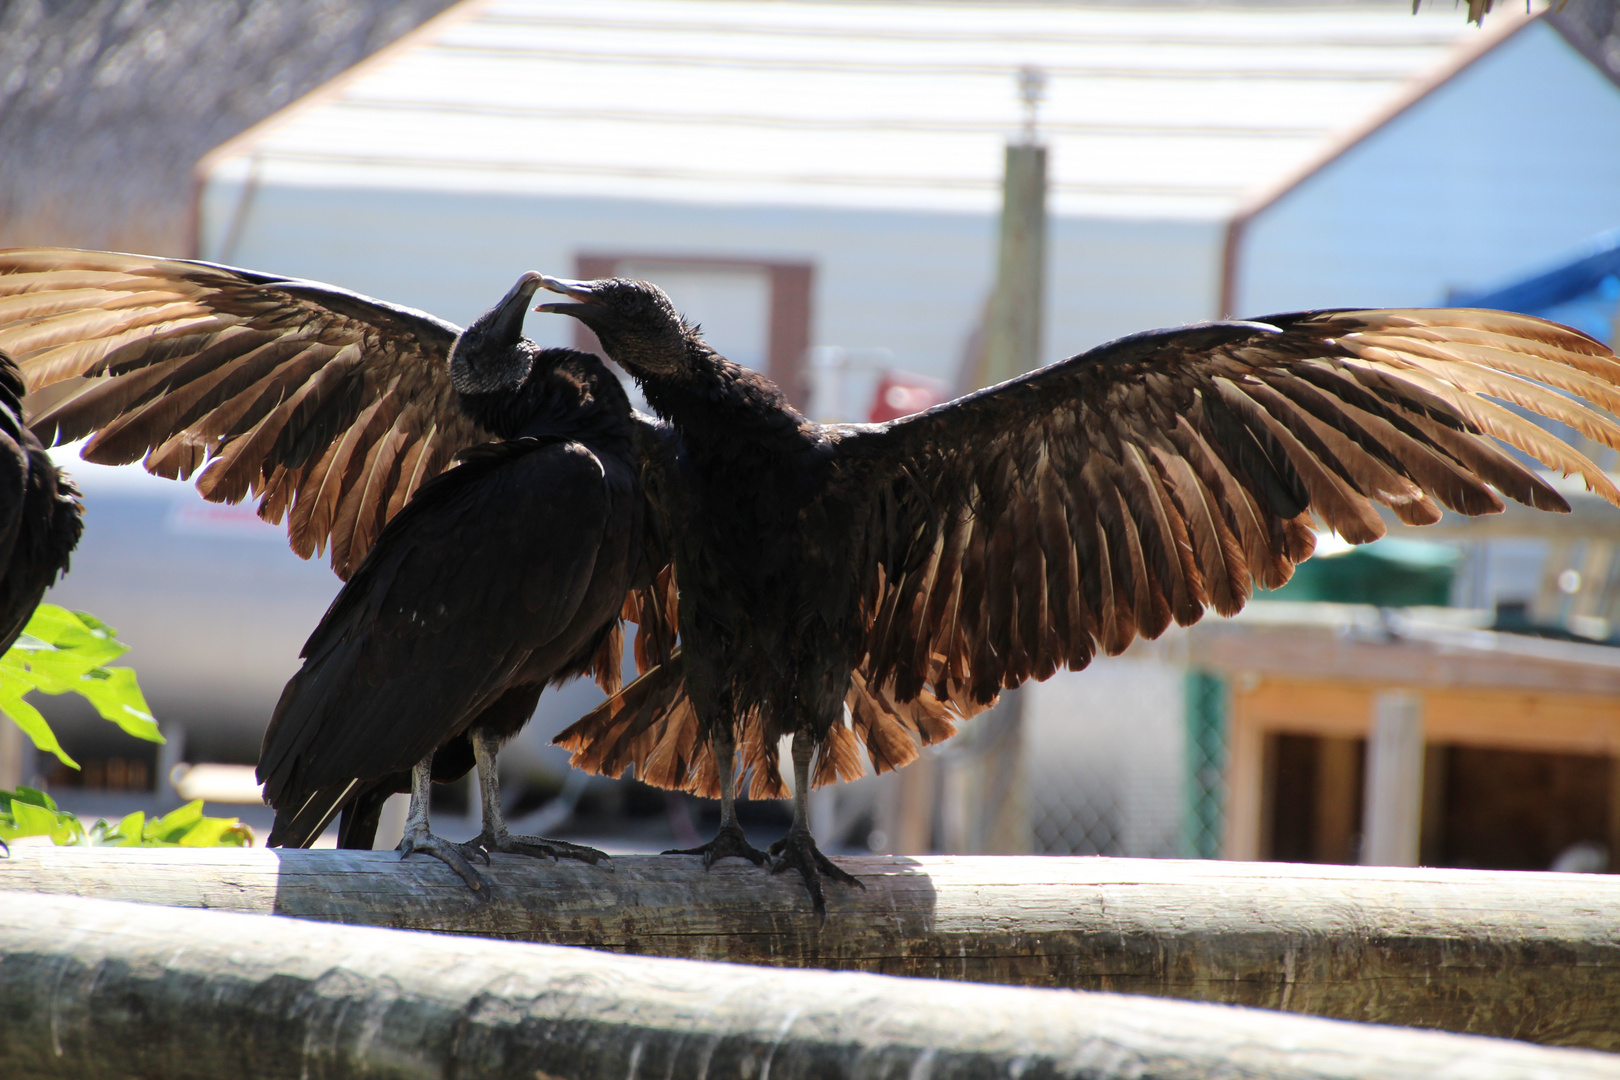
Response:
[0,0,462,256]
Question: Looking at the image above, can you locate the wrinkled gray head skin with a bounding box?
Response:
[450,271,545,395]
[534,276,689,377]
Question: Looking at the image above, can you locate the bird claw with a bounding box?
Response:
[664,821,768,869]
[768,827,863,920]
[454,837,494,865]
[399,827,487,896]
[462,829,612,868]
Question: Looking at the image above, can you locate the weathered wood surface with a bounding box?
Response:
[4,848,1619,1051]
[2,891,1616,1080]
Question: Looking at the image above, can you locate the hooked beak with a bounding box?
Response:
[487,271,546,339]
[534,276,604,315]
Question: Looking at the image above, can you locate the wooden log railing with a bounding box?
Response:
[4,847,1619,1050]
[3,890,1618,1080]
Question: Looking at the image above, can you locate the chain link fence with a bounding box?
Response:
[798,645,1234,861]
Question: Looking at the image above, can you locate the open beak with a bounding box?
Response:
[534,276,604,314]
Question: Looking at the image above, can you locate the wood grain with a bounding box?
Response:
[3,848,1619,1050]
[3,890,1618,1080]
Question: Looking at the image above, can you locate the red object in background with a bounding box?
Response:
[868,370,949,422]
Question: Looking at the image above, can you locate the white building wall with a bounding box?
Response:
[200,179,1220,396]
[1237,22,1620,316]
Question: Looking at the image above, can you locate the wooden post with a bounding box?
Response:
[0,719,23,793]
[1420,745,1448,866]
[952,92,1049,855]
[981,689,1030,852]
[979,142,1046,387]
[888,750,937,854]
[1223,680,1266,860]
[6,848,1620,1049]
[4,890,1619,1080]
[1313,736,1359,864]
[1610,755,1620,868]
[1362,690,1424,867]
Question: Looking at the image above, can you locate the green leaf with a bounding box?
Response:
[177,816,252,847]
[145,800,205,845]
[0,788,251,847]
[0,796,84,844]
[89,811,147,847]
[13,786,57,811]
[0,605,162,766]
[73,668,162,744]
[12,652,98,694]
[4,606,128,695]
[8,800,56,835]
[0,694,78,768]
[70,611,115,636]
[23,606,127,667]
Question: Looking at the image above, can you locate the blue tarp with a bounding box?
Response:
[1447,229,1620,346]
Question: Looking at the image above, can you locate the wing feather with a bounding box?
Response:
[0,248,488,578]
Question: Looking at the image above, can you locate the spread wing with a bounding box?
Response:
[833,308,1620,715]
[0,247,486,578]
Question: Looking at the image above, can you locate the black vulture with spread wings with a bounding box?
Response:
[0,251,677,888]
[541,276,1620,915]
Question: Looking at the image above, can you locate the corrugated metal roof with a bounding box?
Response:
[206,0,1487,219]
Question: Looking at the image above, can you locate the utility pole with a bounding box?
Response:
[978,66,1049,389]
[0,718,23,793]
[957,67,1050,854]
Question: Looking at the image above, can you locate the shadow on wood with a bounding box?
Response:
[2,891,1618,1080]
[2,848,1618,1050]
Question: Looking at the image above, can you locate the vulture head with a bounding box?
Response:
[535,276,688,376]
[449,271,545,395]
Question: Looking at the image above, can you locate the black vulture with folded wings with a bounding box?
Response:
[540,276,1620,916]
[0,251,678,890]
[0,350,81,656]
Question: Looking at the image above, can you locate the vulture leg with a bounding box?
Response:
[397,754,486,894]
[458,729,612,867]
[663,725,767,868]
[769,731,863,919]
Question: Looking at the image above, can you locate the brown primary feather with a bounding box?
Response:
[1151,438,1241,617]
[1275,368,1505,518]
[1242,378,1441,526]
[1352,357,1620,503]
[330,408,411,574]
[1213,376,1388,543]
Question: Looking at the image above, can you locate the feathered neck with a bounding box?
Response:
[458,348,633,447]
[638,334,810,448]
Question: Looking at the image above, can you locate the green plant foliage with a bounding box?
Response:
[0,604,161,767]
[0,786,83,845]
[0,786,253,848]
